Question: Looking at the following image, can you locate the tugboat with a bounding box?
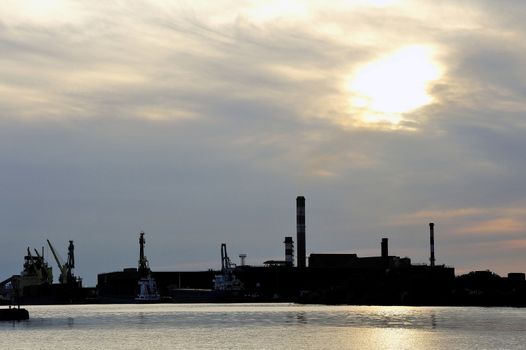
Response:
[0,279,29,321]
[213,243,244,301]
[0,306,29,321]
[134,232,160,302]
[0,289,29,321]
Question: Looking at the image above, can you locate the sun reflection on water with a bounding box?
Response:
[3,304,526,349]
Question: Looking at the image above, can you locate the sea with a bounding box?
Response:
[1,303,525,349]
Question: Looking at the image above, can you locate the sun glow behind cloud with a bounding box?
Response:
[1,0,84,24]
[242,0,309,22]
[346,45,442,126]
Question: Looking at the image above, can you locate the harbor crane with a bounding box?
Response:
[46,240,78,285]
[138,232,150,276]
[221,243,235,273]
[213,243,243,293]
[135,231,160,301]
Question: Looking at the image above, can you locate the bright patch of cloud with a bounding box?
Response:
[392,205,526,238]
[391,208,486,225]
[346,45,442,126]
[0,0,87,25]
[241,0,309,22]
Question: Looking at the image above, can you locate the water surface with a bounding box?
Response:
[2,304,525,349]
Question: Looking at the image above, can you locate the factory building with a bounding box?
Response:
[97,196,526,306]
[308,238,411,270]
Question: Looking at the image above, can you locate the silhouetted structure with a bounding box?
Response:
[429,223,436,267]
[0,307,29,321]
[96,205,526,306]
[284,237,294,267]
[212,243,243,300]
[296,196,306,268]
[452,270,526,307]
[135,232,160,302]
[47,239,81,286]
[4,196,525,306]
[381,238,388,259]
[138,232,148,277]
[239,254,247,266]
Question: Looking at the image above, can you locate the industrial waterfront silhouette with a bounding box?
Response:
[1,196,525,306]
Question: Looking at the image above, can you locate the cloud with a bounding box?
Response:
[1,1,526,283]
[457,218,526,235]
[391,205,526,234]
[390,208,487,226]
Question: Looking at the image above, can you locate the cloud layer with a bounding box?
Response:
[1,0,526,284]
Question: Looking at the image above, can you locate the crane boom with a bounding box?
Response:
[47,239,68,284]
[46,240,64,268]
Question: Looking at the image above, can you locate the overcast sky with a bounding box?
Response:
[1,0,525,286]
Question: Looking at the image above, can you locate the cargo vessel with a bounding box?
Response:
[0,240,93,305]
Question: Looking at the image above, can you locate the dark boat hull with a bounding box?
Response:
[0,308,29,321]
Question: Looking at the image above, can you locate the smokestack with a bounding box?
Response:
[296,196,306,268]
[284,237,294,267]
[429,223,435,267]
[381,238,388,259]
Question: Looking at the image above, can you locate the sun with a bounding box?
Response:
[346,45,441,125]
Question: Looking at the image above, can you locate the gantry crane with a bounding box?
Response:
[213,243,243,292]
[138,231,151,277]
[46,239,77,285]
[221,243,235,273]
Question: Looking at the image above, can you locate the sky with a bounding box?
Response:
[1,0,526,286]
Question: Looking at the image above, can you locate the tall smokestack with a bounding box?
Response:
[296,196,306,268]
[429,223,435,267]
[381,238,388,259]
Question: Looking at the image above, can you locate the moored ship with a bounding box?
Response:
[0,241,92,305]
[212,243,244,301]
